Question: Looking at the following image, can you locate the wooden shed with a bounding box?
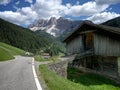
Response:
[63,21,120,82]
[41,53,51,59]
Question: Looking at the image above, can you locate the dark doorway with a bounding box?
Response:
[82,33,94,51]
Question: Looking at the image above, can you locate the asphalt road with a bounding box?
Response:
[0,56,38,90]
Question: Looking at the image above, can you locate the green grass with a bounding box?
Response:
[48,56,60,62]
[34,55,60,62]
[67,67,120,87]
[34,55,48,62]
[0,42,24,61]
[39,65,120,90]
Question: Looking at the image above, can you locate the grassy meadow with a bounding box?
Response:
[0,42,24,61]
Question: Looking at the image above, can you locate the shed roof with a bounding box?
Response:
[63,21,120,42]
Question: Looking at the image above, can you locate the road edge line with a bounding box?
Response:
[32,58,42,90]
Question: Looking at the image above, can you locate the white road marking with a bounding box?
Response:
[32,58,42,90]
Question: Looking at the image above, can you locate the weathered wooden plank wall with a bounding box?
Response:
[118,57,120,77]
[66,35,83,55]
[71,56,118,78]
[94,33,120,56]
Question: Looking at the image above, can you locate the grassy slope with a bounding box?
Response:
[39,65,120,90]
[0,42,24,61]
[34,55,47,62]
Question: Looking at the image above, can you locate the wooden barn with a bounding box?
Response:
[63,21,120,82]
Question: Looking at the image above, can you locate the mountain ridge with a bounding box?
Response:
[29,17,83,37]
[102,16,120,28]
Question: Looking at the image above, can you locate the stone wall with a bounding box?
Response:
[49,61,68,78]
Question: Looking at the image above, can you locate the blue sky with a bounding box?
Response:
[0,0,120,27]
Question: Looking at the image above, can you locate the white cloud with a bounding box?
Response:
[0,7,38,25]
[0,11,25,25]
[25,0,33,4]
[32,0,62,18]
[65,1,109,17]
[0,0,11,5]
[87,12,120,23]
[31,0,109,18]
[0,0,120,26]
[95,0,120,5]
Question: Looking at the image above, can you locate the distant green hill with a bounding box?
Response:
[0,42,24,61]
[0,18,65,56]
[102,16,120,28]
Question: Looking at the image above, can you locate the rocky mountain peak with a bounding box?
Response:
[47,17,57,25]
[58,17,64,20]
[29,17,83,37]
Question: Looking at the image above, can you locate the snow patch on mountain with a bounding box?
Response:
[29,17,83,37]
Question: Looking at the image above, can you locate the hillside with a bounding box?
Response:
[35,30,66,56]
[0,18,48,52]
[102,16,120,28]
[0,42,24,61]
[0,18,65,55]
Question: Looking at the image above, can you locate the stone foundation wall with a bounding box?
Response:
[49,61,68,78]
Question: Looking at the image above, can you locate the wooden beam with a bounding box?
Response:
[79,30,96,34]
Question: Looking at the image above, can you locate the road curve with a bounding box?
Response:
[0,56,38,90]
